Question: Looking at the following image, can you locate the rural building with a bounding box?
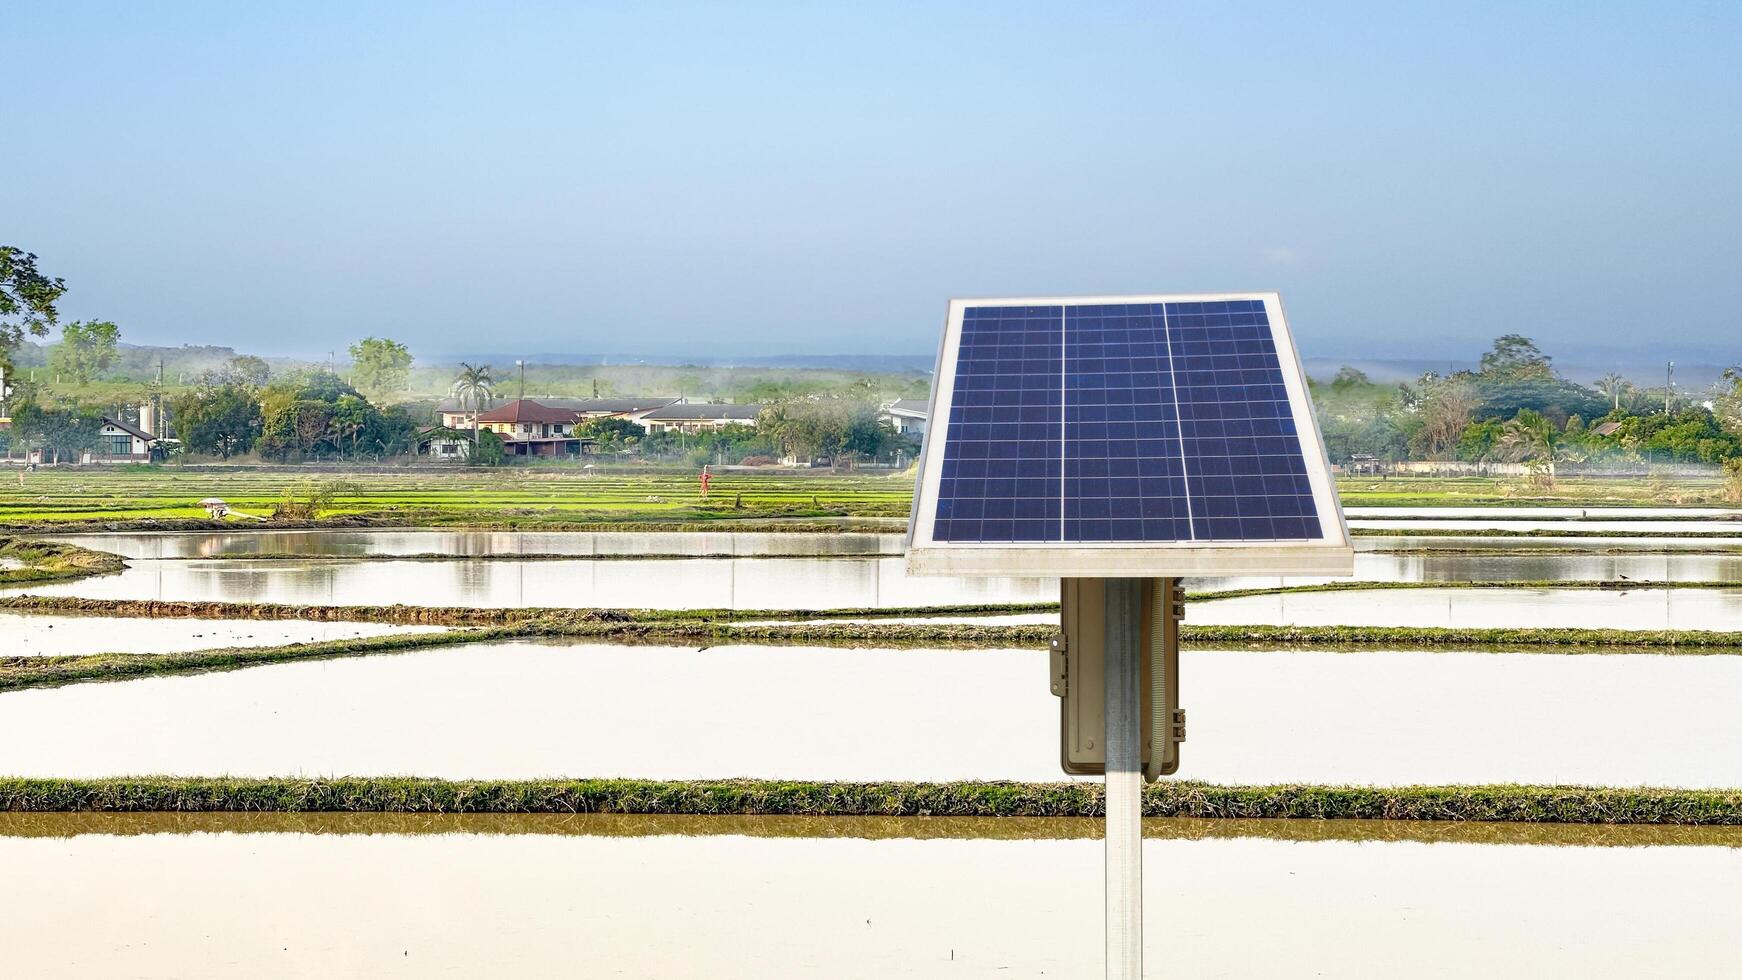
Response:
[437,395,677,429]
[90,416,156,463]
[638,403,761,434]
[568,397,680,422]
[472,399,598,456]
[415,428,472,461]
[882,399,929,437]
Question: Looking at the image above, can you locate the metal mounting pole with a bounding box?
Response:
[1104,577,1143,980]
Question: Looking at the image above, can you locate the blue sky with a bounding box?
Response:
[8,2,1739,363]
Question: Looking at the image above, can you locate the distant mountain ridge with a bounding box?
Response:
[17,338,1728,391]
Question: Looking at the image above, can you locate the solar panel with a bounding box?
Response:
[908,293,1352,577]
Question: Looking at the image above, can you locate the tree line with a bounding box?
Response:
[1316,334,1742,468]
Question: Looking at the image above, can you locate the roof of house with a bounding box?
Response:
[474,399,582,424]
[1592,421,1624,436]
[439,396,678,415]
[642,403,762,421]
[885,398,929,418]
[100,416,153,441]
[569,397,681,414]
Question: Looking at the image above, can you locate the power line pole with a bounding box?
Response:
[1666,361,1674,415]
[517,360,526,400]
[1103,578,1143,980]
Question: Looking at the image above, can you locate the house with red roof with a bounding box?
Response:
[472,399,596,457]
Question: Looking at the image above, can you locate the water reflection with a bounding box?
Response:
[45,529,902,559]
[8,552,1742,618]
[1351,518,1742,533]
[3,824,1738,979]
[1196,549,1742,593]
[1,556,1057,609]
[4,641,1741,787]
[1345,507,1742,519]
[1192,586,1742,630]
[0,613,440,656]
[1361,535,1742,553]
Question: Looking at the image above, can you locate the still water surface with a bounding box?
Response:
[2,818,1737,979]
[1350,517,1742,533]
[1192,586,1742,630]
[45,529,898,559]
[0,613,440,656]
[5,640,1740,786]
[1345,507,1742,519]
[7,551,1740,617]
[1,556,1055,609]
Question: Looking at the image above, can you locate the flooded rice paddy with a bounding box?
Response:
[1,554,1055,609]
[0,613,441,656]
[6,528,1736,618]
[7,547,1742,626]
[1344,507,1742,519]
[1190,586,1742,630]
[44,528,899,559]
[1349,517,1742,533]
[5,639,1742,787]
[3,814,1739,979]
[4,517,1742,976]
[8,556,1739,628]
[1344,505,1742,535]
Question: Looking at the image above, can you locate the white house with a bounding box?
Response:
[437,395,678,430]
[89,416,154,463]
[638,403,761,435]
[416,428,472,461]
[883,399,929,437]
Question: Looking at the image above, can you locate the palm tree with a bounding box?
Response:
[1595,372,1629,412]
[451,363,495,452]
[1496,409,1554,462]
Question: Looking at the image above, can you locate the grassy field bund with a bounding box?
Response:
[0,535,126,585]
[6,596,1742,696]
[2,776,1740,825]
[1,466,1738,527]
[10,810,1742,846]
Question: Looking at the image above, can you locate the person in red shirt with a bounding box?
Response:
[699,465,712,500]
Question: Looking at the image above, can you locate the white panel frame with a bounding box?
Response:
[905,292,1353,577]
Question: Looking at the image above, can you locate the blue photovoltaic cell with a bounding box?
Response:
[932,306,1063,543]
[1167,300,1321,541]
[931,299,1322,543]
[1063,303,1192,542]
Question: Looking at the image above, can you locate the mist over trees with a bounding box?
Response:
[348,337,413,400]
[49,320,121,384]
[1316,334,1742,467]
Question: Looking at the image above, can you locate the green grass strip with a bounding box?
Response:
[0,513,895,534]
[0,535,125,586]
[140,550,901,562]
[0,627,519,693]
[1188,579,1742,602]
[1,777,1738,824]
[6,617,1742,698]
[1352,526,1741,539]
[0,595,1059,626]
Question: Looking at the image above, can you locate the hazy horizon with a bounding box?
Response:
[10,3,1740,363]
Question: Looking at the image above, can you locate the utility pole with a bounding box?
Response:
[1103,579,1143,980]
[1666,361,1674,415]
[517,360,526,400]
